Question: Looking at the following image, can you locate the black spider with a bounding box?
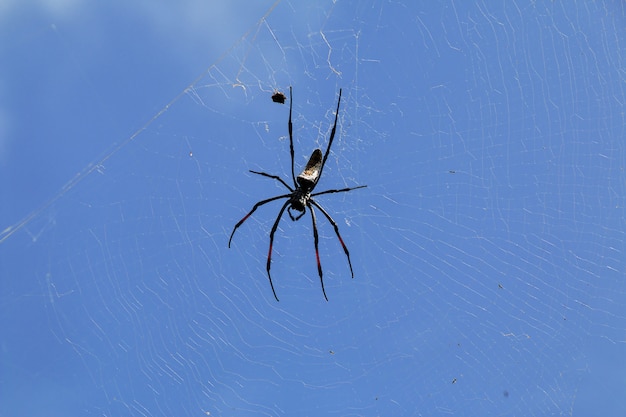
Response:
[228,87,366,301]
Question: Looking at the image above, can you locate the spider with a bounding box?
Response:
[228,87,366,301]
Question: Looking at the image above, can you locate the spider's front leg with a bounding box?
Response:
[308,203,329,301]
[228,193,291,247]
[266,201,291,301]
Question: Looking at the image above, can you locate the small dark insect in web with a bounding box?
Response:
[271,90,287,104]
[229,87,366,301]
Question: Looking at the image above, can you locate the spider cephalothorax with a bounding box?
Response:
[228,87,366,301]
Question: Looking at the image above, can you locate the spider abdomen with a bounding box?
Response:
[297,149,322,190]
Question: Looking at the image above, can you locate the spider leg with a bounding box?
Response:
[267,201,291,302]
[310,199,356,279]
[288,86,297,187]
[228,193,291,248]
[317,89,342,183]
[308,203,328,301]
[311,184,367,198]
[249,170,294,191]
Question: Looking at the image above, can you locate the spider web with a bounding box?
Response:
[1,1,625,416]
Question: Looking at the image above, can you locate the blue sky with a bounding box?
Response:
[1,1,625,416]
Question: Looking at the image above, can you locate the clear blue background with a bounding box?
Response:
[1,1,624,416]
